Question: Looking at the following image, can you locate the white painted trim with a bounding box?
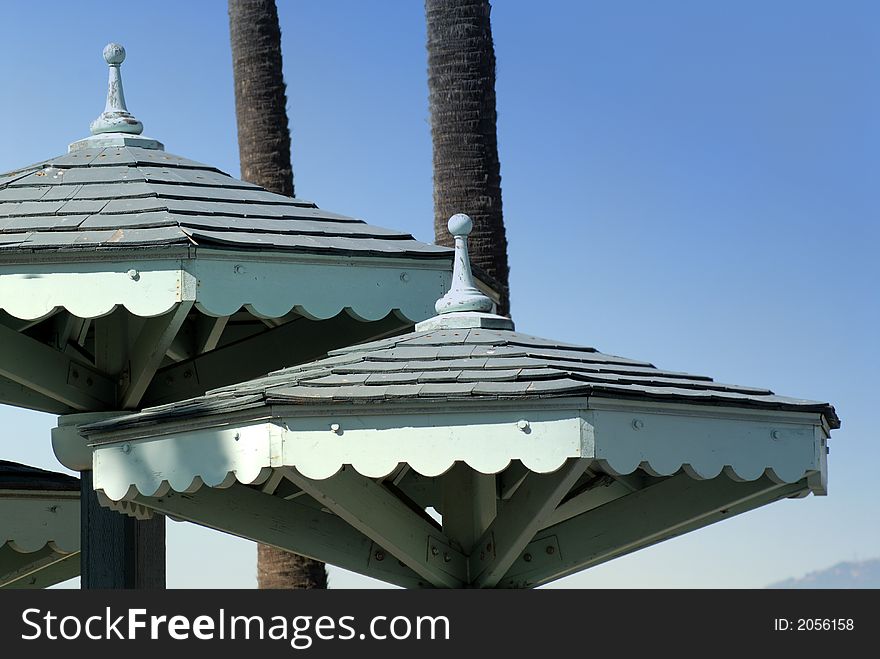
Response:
[92,412,586,500]
[0,497,80,554]
[0,254,450,323]
[585,408,824,485]
[0,261,187,320]
[91,404,826,503]
[84,398,827,445]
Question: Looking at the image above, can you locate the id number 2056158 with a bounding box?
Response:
[773,618,854,631]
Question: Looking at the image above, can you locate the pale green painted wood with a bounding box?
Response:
[130,484,426,589]
[469,459,590,588]
[587,406,823,483]
[94,309,130,376]
[0,375,69,414]
[541,476,633,529]
[88,411,586,499]
[92,423,277,500]
[194,314,228,354]
[0,549,79,589]
[0,322,115,410]
[0,254,449,325]
[87,402,826,495]
[279,467,467,588]
[498,461,530,500]
[120,301,194,408]
[440,464,496,552]
[140,312,406,406]
[500,474,807,588]
[0,497,80,553]
[0,261,186,321]
[190,255,446,323]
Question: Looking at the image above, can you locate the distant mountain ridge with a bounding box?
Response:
[768,558,880,589]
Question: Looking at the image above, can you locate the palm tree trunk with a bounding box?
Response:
[230,0,294,198]
[426,0,511,316]
[228,0,327,590]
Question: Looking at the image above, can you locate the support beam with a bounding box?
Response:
[94,310,129,376]
[542,477,632,529]
[611,471,647,492]
[499,461,530,500]
[469,459,590,588]
[281,466,467,588]
[127,483,426,588]
[0,323,115,411]
[0,310,59,333]
[441,463,496,551]
[0,548,79,590]
[141,312,407,406]
[501,474,808,588]
[394,470,440,512]
[119,302,194,409]
[80,471,165,589]
[195,314,229,354]
[52,312,82,351]
[0,375,70,414]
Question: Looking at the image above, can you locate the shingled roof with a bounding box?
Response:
[0,147,448,258]
[83,212,839,435]
[83,324,839,434]
[0,43,447,260]
[0,461,79,492]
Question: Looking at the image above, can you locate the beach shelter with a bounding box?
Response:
[81,215,838,588]
[0,44,454,587]
[0,462,79,589]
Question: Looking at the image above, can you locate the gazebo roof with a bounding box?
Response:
[0,42,445,261]
[0,43,452,327]
[0,461,80,589]
[80,215,837,588]
[95,325,839,431]
[0,44,454,418]
[0,146,446,259]
[0,460,79,491]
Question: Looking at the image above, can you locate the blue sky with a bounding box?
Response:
[0,1,877,588]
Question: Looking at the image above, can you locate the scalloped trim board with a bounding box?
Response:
[91,405,828,503]
[0,497,80,554]
[0,255,449,322]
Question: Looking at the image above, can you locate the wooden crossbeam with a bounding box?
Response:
[441,464,496,551]
[119,302,194,409]
[0,547,79,590]
[541,477,632,529]
[499,461,530,500]
[194,314,229,354]
[501,474,808,588]
[0,374,70,414]
[0,323,115,411]
[128,483,427,588]
[469,459,590,588]
[141,313,407,406]
[280,466,467,588]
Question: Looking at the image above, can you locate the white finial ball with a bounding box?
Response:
[103,43,126,65]
[448,213,473,237]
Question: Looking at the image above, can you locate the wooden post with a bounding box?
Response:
[79,470,165,589]
[54,413,166,589]
[441,462,497,553]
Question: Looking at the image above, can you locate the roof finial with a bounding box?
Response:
[434,214,495,315]
[89,43,143,136]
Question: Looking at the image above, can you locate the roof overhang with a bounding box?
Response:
[0,488,80,589]
[0,248,451,323]
[84,396,828,588]
[0,248,455,417]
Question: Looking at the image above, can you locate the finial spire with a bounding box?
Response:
[415,213,513,331]
[435,214,495,315]
[90,43,143,135]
